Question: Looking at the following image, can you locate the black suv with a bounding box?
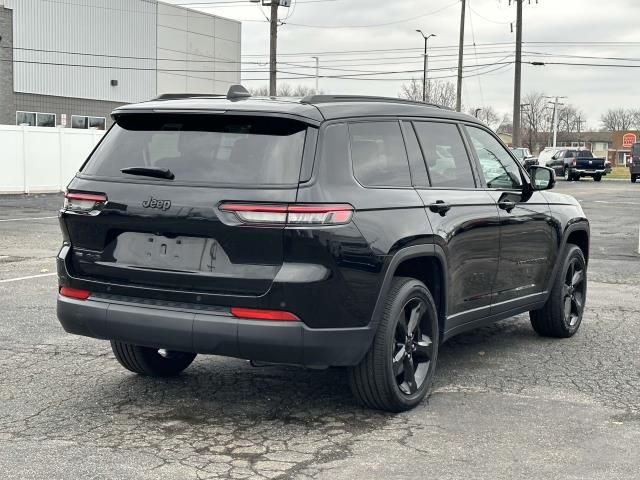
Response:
[57,88,590,412]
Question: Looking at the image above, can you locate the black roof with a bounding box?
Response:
[112,94,481,126]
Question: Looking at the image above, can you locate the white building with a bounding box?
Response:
[0,0,241,129]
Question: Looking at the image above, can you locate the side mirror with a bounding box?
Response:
[529,165,555,191]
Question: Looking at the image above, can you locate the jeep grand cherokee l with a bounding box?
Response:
[57,87,590,412]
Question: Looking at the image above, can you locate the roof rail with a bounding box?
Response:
[300,95,443,109]
[152,93,225,101]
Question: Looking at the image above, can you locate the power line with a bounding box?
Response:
[283,1,458,28]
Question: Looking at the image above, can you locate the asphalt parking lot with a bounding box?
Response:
[1,180,639,480]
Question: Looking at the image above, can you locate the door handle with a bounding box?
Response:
[498,200,516,212]
[429,200,452,216]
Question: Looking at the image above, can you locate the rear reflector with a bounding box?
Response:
[231,307,300,321]
[64,192,107,212]
[59,287,91,300]
[219,203,353,225]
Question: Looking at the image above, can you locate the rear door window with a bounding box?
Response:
[82,114,308,185]
[413,121,476,188]
[349,121,412,187]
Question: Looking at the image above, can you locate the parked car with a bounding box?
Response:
[630,142,640,183]
[56,88,590,412]
[510,147,538,170]
[547,149,607,181]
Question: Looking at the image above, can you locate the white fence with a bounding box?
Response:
[0,125,105,194]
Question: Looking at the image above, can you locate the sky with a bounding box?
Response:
[168,0,640,130]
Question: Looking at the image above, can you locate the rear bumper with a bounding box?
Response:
[571,168,606,175]
[57,295,374,367]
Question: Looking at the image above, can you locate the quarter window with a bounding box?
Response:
[413,122,476,188]
[466,126,523,190]
[349,121,412,187]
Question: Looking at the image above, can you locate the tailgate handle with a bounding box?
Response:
[429,200,451,216]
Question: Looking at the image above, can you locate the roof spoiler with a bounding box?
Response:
[150,85,252,102]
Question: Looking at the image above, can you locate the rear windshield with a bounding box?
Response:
[576,150,593,158]
[633,143,640,156]
[82,114,307,185]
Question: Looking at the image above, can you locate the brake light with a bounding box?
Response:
[219,203,353,225]
[64,192,107,211]
[59,287,91,300]
[231,307,300,321]
[572,159,576,166]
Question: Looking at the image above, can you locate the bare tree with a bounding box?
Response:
[399,78,457,109]
[248,84,320,97]
[466,106,501,130]
[521,92,547,150]
[600,108,636,131]
[497,113,513,135]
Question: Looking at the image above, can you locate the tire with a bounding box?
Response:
[530,245,587,338]
[632,175,637,183]
[111,341,196,377]
[563,168,570,180]
[593,174,602,182]
[349,277,439,412]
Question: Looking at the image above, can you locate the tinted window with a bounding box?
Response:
[577,150,593,158]
[466,126,523,190]
[349,121,411,187]
[401,121,429,187]
[413,122,475,188]
[82,114,307,185]
[633,143,640,156]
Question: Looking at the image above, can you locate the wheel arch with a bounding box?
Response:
[370,245,448,341]
[544,220,590,297]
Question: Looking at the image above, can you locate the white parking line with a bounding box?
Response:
[593,200,640,206]
[0,216,58,223]
[0,273,56,283]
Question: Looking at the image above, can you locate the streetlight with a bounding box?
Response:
[416,30,436,103]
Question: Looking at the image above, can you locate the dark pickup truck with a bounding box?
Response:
[547,149,607,181]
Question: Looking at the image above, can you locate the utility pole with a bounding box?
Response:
[269,1,278,96]
[416,30,436,103]
[456,0,466,112]
[512,0,523,147]
[544,96,567,148]
[311,56,319,93]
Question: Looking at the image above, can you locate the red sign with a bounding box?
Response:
[623,133,637,148]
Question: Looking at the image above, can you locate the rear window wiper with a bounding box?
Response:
[120,166,175,180]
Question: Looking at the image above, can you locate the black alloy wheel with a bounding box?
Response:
[392,298,434,395]
[562,256,586,329]
[349,277,439,412]
[530,244,587,338]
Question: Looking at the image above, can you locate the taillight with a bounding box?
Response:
[64,192,107,212]
[59,287,91,300]
[231,307,300,321]
[572,159,576,166]
[219,203,353,226]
